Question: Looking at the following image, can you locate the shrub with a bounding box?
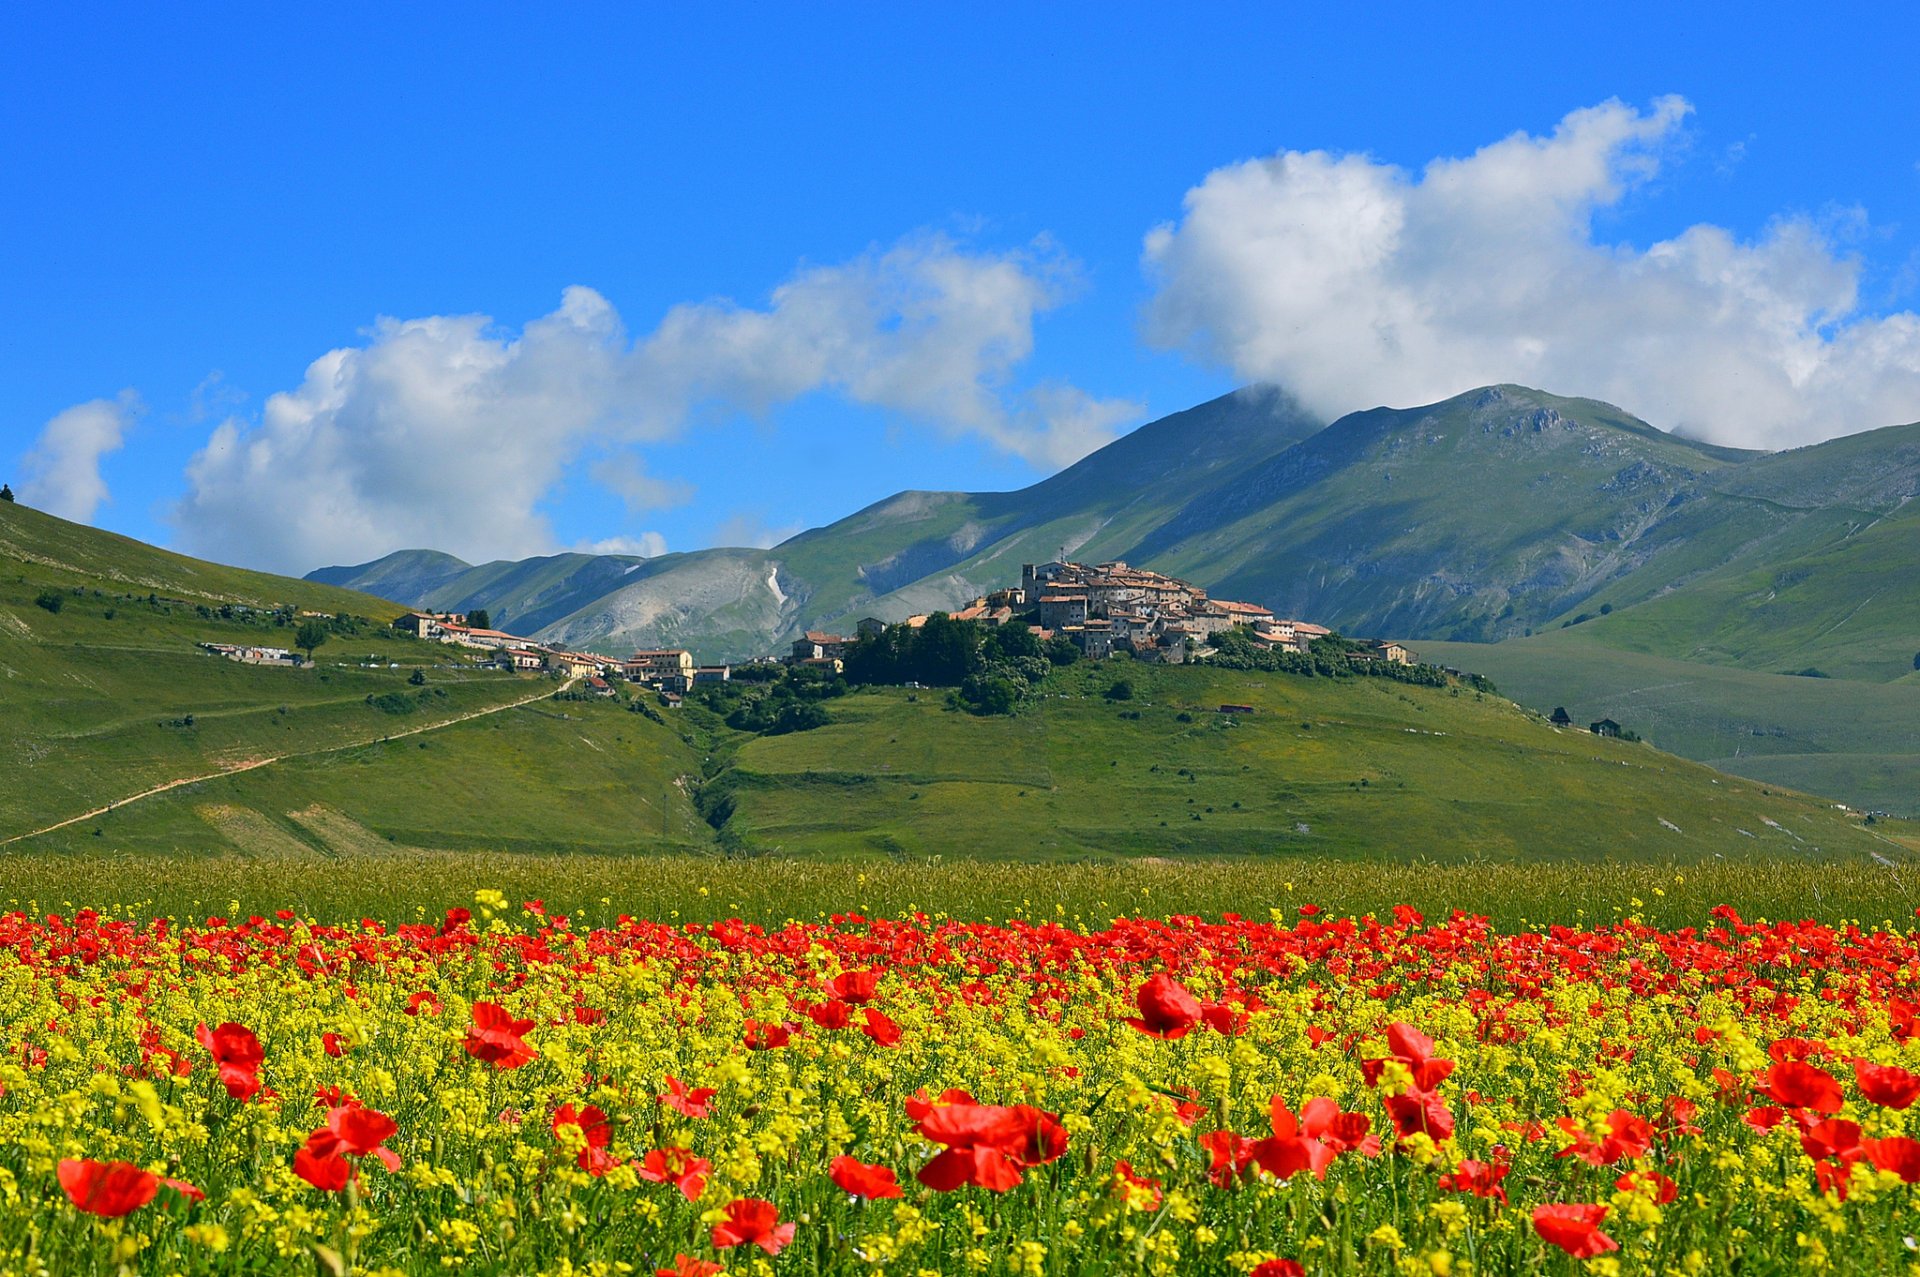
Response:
[34,589,63,613]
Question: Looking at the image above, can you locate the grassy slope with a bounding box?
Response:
[18,694,709,857]
[714,662,1900,863]
[1417,635,1920,815]
[0,503,690,849]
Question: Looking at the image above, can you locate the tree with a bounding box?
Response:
[468,608,491,631]
[0,484,13,502]
[295,619,330,663]
[408,669,427,686]
[34,588,63,613]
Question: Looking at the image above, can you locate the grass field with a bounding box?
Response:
[1418,634,1920,815]
[715,661,1905,862]
[5,851,1919,932]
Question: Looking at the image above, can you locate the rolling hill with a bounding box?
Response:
[7,498,1907,865]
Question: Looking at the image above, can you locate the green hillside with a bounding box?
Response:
[1418,635,1920,816]
[0,502,693,849]
[703,661,1901,863]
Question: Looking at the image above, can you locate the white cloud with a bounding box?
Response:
[589,453,693,513]
[575,533,668,558]
[174,235,1139,573]
[710,512,805,550]
[1144,97,1920,448]
[18,392,139,522]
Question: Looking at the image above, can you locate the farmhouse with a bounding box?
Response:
[791,632,849,662]
[496,648,546,672]
[626,648,696,692]
[1591,718,1624,738]
[198,641,300,667]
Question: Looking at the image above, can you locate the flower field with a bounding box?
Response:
[4,894,1920,1276]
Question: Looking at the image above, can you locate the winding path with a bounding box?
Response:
[0,677,574,849]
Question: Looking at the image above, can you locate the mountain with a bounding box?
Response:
[312,384,1920,682]
[5,495,1911,857]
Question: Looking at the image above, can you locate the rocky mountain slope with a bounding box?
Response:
[313,384,1920,682]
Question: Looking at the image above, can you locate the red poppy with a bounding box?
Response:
[1556,1109,1653,1166]
[1532,1203,1618,1258]
[712,1197,796,1256]
[655,1257,723,1277]
[915,1101,1067,1192]
[294,1101,402,1190]
[1201,1001,1250,1035]
[1361,1021,1456,1091]
[637,1147,710,1200]
[405,990,442,1017]
[1800,1117,1865,1165]
[1863,1135,1920,1183]
[1199,1129,1256,1187]
[552,1103,614,1175]
[905,1087,977,1120]
[1251,1097,1337,1181]
[1110,1159,1163,1209]
[1760,1059,1843,1114]
[829,970,881,1003]
[1125,973,1202,1039]
[860,1007,903,1047]
[830,1154,903,1199]
[321,1032,348,1058]
[1614,1169,1678,1203]
[1853,1059,1920,1110]
[660,1075,717,1118]
[463,1002,537,1070]
[805,1000,852,1030]
[1250,1263,1305,1277]
[743,1019,790,1050]
[1742,1105,1787,1134]
[1384,1087,1455,1142]
[1439,1157,1509,1203]
[57,1160,160,1217]
[195,1021,264,1100]
[1299,1096,1380,1157]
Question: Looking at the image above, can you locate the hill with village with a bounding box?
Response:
[4,494,1909,863]
[312,383,1920,814]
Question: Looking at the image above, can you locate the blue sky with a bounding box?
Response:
[4,4,1918,574]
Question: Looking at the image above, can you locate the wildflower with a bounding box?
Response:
[637,1147,710,1200]
[712,1197,796,1256]
[655,1257,722,1277]
[293,1101,401,1191]
[552,1103,614,1176]
[830,969,882,1003]
[1852,1059,1920,1109]
[743,1019,790,1050]
[57,1160,159,1217]
[195,1021,264,1100]
[1760,1059,1843,1115]
[1199,1129,1256,1188]
[860,1007,903,1047]
[462,1002,537,1069]
[1862,1135,1920,1182]
[1251,1097,1336,1181]
[1556,1109,1653,1166]
[1614,1169,1678,1203]
[916,1101,1067,1192]
[1385,1088,1455,1142]
[1532,1203,1618,1258]
[1126,972,1202,1039]
[1439,1158,1510,1203]
[1111,1159,1164,1210]
[830,1154,903,1199]
[321,1032,349,1058]
[661,1075,717,1118]
[1250,1263,1304,1277]
[1364,1022,1455,1090]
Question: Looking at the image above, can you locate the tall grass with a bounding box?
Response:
[5,850,1915,931]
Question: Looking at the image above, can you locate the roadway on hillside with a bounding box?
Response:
[0,677,575,848]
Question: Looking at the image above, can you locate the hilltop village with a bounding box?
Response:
[371,560,1414,701]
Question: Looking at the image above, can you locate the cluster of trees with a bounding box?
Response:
[843,614,1078,715]
[694,663,845,735]
[1203,629,1470,690]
